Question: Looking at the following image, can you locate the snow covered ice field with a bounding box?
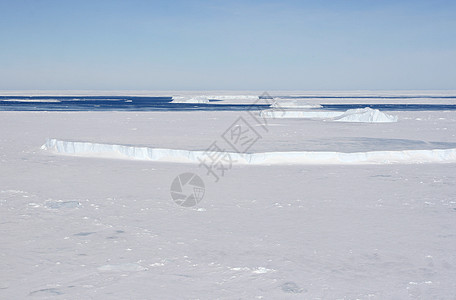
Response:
[1,93,456,299]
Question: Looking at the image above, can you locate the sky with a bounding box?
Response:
[0,0,455,90]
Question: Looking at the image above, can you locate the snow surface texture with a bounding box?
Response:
[2,105,456,299]
[42,139,456,165]
[334,107,398,123]
[171,96,209,103]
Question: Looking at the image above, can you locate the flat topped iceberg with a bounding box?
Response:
[171,96,209,104]
[42,139,456,165]
[260,107,398,122]
[1,99,61,103]
[334,107,398,123]
[209,95,259,100]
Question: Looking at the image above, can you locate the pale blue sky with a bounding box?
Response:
[0,0,455,90]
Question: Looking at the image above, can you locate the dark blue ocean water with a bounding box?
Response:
[0,96,271,111]
[1,96,456,111]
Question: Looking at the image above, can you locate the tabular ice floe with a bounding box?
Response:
[271,98,322,109]
[1,99,61,103]
[42,139,456,165]
[171,95,260,103]
[171,96,209,104]
[261,107,398,123]
[208,95,259,100]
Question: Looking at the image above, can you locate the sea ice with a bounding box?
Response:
[2,99,456,299]
[334,107,398,123]
[281,281,305,293]
[1,99,61,102]
[260,107,398,122]
[41,139,456,165]
[208,95,259,100]
[45,200,80,209]
[271,99,322,109]
[171,96,209,104]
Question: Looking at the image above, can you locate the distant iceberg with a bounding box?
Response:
[334,107,398,123]
[171,95,261,103]
[1,99,61,103]
[209,95,259,100]
[42,139,456,165]
[171,96,209,104]
[271,99,322,109]
[260,107,398,122]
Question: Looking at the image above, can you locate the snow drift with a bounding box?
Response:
[334,107,398,123]
[42,139,456,165]
[171,96,209,104]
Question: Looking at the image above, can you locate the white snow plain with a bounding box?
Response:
[1,92,456,299]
